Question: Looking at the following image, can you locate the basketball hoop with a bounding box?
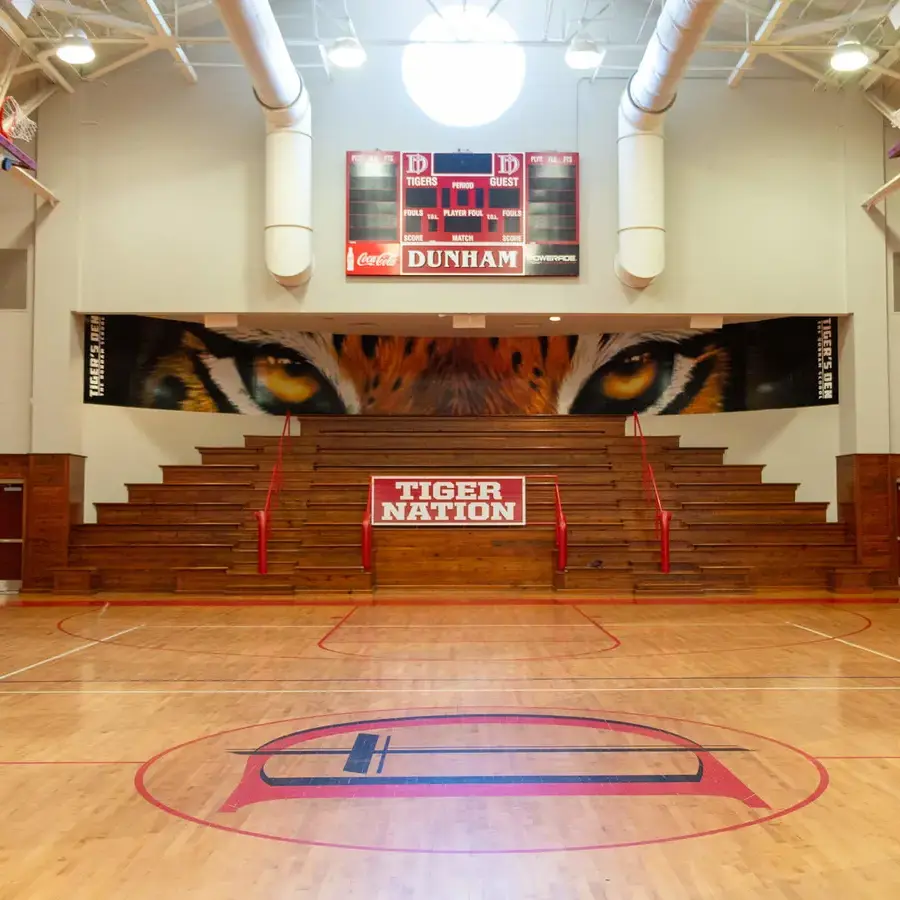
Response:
[0,97,37,143]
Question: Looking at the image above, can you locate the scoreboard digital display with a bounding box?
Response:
[346,151,579,277]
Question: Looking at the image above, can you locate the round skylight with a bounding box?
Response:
[401,5,526,128]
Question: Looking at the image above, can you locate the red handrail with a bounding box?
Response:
[552,477,568,573]
[631,412,671,574]
[255,413,292,575]
[362,478,373,571]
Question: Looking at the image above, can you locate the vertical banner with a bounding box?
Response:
[85,315,106,402]
[816,318,836,403]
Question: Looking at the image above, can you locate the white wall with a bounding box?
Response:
[835,106,892,458]
[878,124,900,456]
[80,406,287,521]
[642,406,841,520]
[0,310,32,454]
[77,393,843,520]
[0,178,35,454]
[27,33,890,514]
[35,54,884,317]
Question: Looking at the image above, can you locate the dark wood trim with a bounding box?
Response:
[836,454,896,587]
[0,454,85,590]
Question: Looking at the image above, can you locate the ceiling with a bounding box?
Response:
[154,311,797,336]
[2,0,900,115]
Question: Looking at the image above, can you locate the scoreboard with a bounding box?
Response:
[346,151,579,277]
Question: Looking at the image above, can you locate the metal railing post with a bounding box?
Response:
[632,412,671,575]
[659,509,672,574]
[362,479,373,572]
[255,412,292,576]
[255,510,268,575]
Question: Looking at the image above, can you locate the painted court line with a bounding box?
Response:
[138,624,600,630]
[0,626,144,681]
[818,756,900,760]
[143,623,793,628]
[0,760,144,766]
[4,686,900,695]
[787,623,900,665]
[8,674,900,683]
[567,623,790,628]
[140,625,349,630]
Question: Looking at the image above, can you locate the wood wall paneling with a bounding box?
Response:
[40,423,898,597]
[836,454,895,586]
[0,456,28,480]
[0,455,87,590]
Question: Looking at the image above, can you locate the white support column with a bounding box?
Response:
[615,0,726,288]
[215,0,313,286]
[30,91,83,455]
[838,95,892,456]
[881,119,900,455]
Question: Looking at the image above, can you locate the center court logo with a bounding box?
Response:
[135,707,828,853]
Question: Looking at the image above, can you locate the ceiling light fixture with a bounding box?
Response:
[565,35,605,71]
[829,39,877,72]
[327,36,367,69]
[402,5,525,128]
[549,316,561,322]
[56,28,96,65]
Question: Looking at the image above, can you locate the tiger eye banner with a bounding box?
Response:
[83,315,837,417]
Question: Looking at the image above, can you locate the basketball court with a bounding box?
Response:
[1,598,899,898]
[3,0,900,896]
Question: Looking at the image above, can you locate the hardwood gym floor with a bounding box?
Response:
[2,599,900,898]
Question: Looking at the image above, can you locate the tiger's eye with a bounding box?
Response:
[253,356,320,404]
[600,353,659,400]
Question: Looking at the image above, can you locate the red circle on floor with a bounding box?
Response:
[136,705,828,853]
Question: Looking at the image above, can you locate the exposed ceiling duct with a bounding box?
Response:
[214,0,312,287]
[616,0,725,289]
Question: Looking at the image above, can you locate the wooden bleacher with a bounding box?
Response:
[53,415,872,597]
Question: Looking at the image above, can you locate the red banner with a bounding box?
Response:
[370,477,526,526]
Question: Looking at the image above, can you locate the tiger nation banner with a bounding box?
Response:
[370,477,526,527]
[82,314,838,417]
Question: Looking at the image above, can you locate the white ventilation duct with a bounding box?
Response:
[215,0,312,286]
[616,0,724,289]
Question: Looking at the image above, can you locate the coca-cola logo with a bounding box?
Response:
[357,251,399,267]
